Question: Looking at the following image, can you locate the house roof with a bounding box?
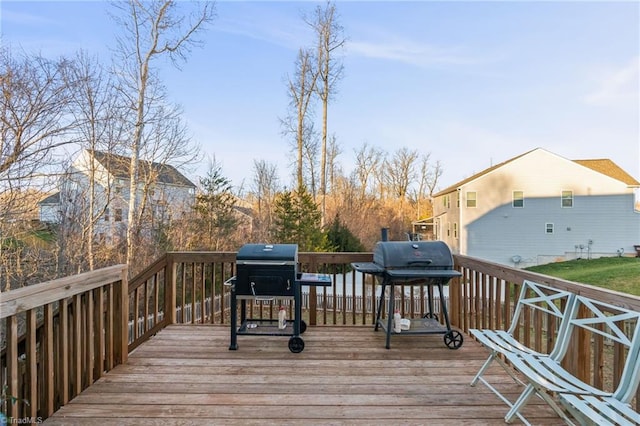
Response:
[39,192,60,205]
[433,148,639,197]
[90,150,196,188]
[433,149,532,197]
[573,159,640,186]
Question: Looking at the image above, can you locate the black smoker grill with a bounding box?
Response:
[227,243,331,353]
[352,240,463,350]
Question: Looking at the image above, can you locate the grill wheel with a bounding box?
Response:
[288,336,305,353]
[444,330,464,349]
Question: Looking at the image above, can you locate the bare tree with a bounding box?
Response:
[415,153,432,202]
[326,133,342,193]
[353,142,384,200]
[386,147,419,199]
[281,48,318,190]
[306,1,345,225]
[0,48,78,289]
[302,124,320,195]
[0,48,76,195]
[249,159,280,242]
[425,159,443,198]
[109,0,215,267]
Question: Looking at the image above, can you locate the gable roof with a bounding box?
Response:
[434,149,534,197]
[39,192,60,205]
[433,148,639,197]
[89,150,195,188]
[573,159,640,186]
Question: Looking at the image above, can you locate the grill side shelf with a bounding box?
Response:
[384,269,462,279]
[297,272,332,286]
[351,262,385,275]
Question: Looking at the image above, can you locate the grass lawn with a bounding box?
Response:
[525,256,640,296]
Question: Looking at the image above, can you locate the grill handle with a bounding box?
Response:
[407,260,433,265]
[240,261,289,265]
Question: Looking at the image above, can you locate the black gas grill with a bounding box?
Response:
[227,243,331,353]
[352,240,463,349]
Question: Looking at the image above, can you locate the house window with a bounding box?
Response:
[545,223,554,234]
[453,222,458,238]
[466,191,477,208]
[561,190,573,208]
[513,191,524,208]
[115,208,123,222]
[447,222,450,237]
[104,208,110,221]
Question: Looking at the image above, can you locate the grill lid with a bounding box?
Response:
[351,240,461,280]
[373,241,454,269]
[236,243,298,265]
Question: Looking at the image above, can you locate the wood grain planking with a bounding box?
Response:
[45,325,564,425]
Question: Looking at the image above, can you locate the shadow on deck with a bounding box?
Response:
[45,325,563,425]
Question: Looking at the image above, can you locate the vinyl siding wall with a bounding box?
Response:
[434,149,639,266]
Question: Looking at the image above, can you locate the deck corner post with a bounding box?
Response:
[164,253,177,325]
[114,265,129,365]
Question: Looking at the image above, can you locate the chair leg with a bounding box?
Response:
[472,352,525,387]
[505,384,536,424]
[471,353,496,386]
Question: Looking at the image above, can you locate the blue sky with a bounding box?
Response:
[2,1,639,192]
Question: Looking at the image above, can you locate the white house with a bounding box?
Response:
[431,148,640,267]
[39,149,196,242]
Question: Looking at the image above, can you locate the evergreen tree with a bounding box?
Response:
[193,160,238,250]
[272,190,297,244]
[272,185,328,251]
[326,214,364,252]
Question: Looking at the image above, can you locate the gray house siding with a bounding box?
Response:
[433,148,640,266]
[466,194,640,267]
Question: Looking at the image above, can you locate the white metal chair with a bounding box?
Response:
[503,295,640,425]
[469,280,576,421]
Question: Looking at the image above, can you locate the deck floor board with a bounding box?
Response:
[45,325,565,425]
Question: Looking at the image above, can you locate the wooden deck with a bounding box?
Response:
[45,325,565,425]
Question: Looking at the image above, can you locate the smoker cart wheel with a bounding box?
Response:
[288,336,305,353]
[423,313,439,321]
[300,320,307,334]
[444,330,463,349]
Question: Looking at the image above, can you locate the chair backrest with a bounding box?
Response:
[507,280,576,355]
[560,295,640,403]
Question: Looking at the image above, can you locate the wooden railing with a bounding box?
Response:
[451,255,640,411]
[2,251,639,421]
[0,265,128,423]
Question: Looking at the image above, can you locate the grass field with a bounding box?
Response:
[525,256,640,296]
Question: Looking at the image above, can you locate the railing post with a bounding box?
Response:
[6,315,19,419]
[43,304,55,417]
[449,274,461,329]
[113,267,129,366]
[164,253,177,325]
[308,258,318,326]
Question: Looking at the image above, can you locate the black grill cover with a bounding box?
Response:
[235,244,298,297]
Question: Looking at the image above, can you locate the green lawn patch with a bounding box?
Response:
[525,257,640,296]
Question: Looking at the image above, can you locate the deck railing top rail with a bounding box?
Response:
[0,264,128,319]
